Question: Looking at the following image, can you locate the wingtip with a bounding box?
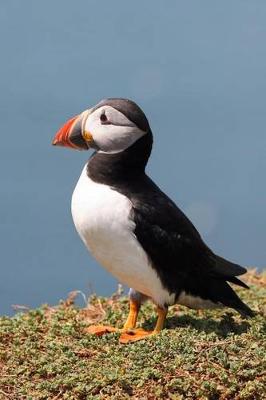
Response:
[237,306,256,319]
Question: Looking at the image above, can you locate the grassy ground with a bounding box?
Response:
[0,271,265,400]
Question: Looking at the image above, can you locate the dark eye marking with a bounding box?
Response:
[100,113,111,125]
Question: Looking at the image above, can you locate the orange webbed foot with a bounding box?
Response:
[85,325,118,336]
[119,328,155,343]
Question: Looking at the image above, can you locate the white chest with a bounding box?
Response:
[71,165,174,306]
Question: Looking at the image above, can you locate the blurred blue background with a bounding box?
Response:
[0,1,265,315]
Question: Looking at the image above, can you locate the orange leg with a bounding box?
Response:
[85,298,140,337]
[119,305,167,343]
[122,298,140,330]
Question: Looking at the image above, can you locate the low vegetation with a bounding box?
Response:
[0,271,265,399]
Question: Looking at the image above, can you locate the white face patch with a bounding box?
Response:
[84,106,146,153]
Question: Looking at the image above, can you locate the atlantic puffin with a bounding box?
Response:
[52,98,253,343]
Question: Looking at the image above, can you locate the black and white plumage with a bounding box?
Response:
[53,98,254,337]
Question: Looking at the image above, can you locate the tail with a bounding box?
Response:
[208,278,255,318]
[226,283,255,318]
[235,300,255,318]
[211,255,255,318]
[213,255,250,289]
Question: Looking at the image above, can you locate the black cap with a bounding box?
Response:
[92,98,150,132]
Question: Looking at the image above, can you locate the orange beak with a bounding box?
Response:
[52,111,91,150]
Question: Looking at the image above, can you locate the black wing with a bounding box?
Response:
[127,175,253,316]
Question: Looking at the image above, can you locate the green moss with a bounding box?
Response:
[0,272,265,399]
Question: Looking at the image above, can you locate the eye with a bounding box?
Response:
[100,113,109,124]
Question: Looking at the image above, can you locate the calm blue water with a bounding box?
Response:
[0,1,266,315]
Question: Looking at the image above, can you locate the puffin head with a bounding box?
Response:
[52,98,151,154]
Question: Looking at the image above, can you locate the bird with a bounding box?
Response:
[52,98,254,343]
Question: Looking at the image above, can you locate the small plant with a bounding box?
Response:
[0,271,265,399]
